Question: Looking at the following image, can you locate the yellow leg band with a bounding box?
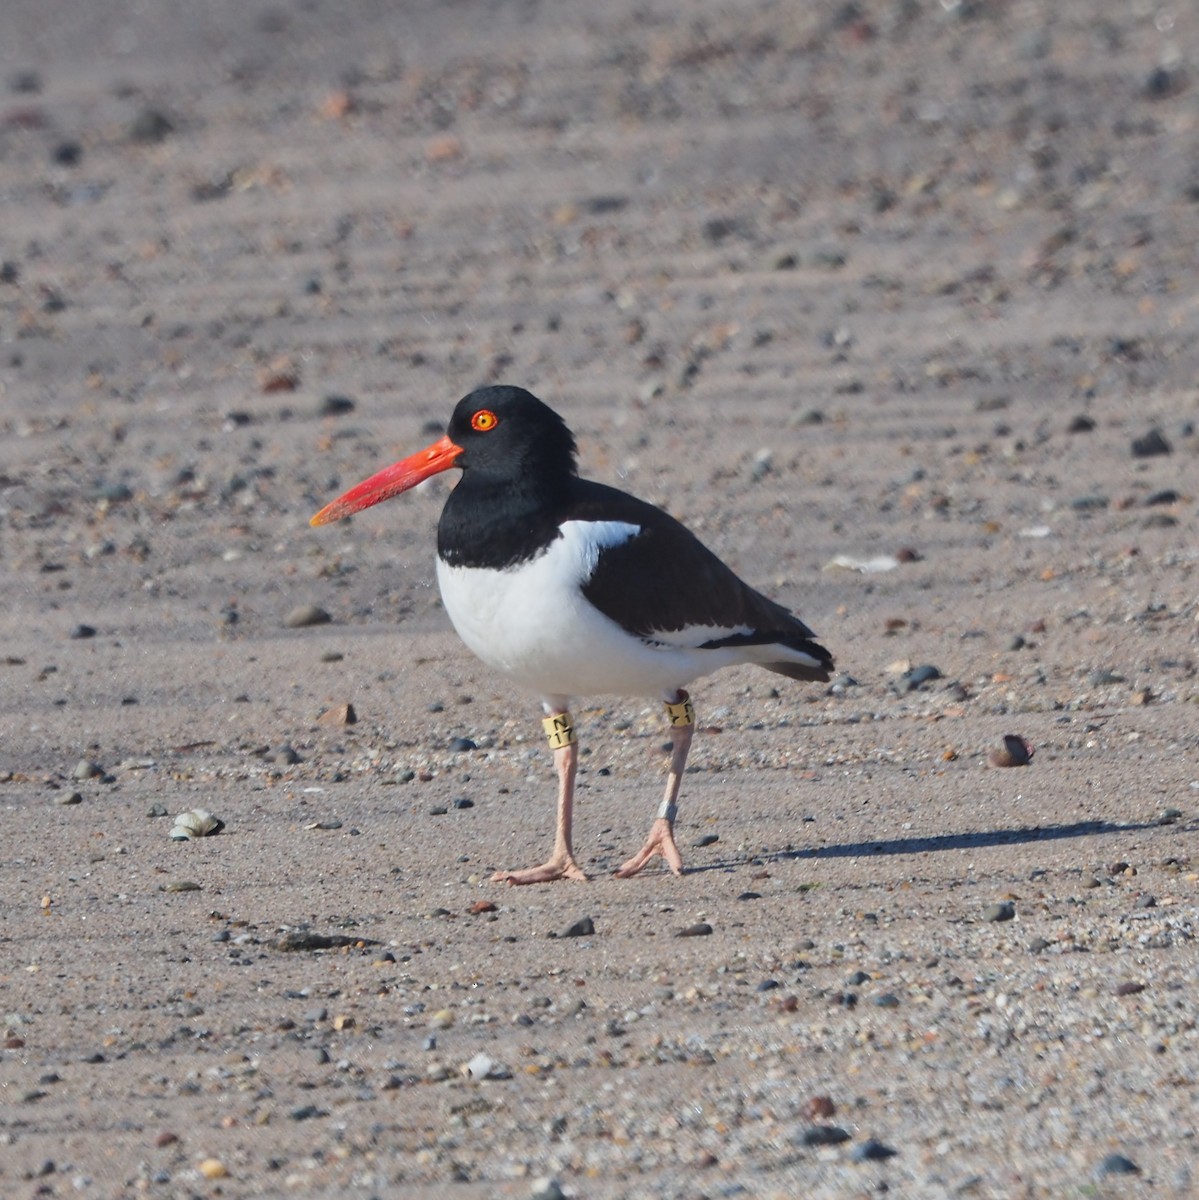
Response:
[663,694,695,727]
[543,712,577,749]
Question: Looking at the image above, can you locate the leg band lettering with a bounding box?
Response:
[663,694,695,727]
[542,712,577,749]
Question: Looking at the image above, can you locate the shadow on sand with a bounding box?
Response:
[775,819,1163,861]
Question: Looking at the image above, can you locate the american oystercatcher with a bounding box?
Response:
[311,386,833,884]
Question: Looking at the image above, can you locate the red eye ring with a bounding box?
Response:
[471,409,498,432]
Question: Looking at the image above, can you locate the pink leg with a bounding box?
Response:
[615,693,694,878]
[492,712,589,885]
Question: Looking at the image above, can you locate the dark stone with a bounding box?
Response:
[52,140,82,167]
[898,664,942,692]
[128,107,174,143]
[1131,429,1171,458]
[318,395,356,417]
[798,1125,850,1147]
[852,1138,898,1162]
[1095,1153,1140,1178]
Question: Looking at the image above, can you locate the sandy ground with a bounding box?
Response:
[2,1,1199,1197]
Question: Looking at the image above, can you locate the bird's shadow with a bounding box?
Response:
[695,819,1170,872]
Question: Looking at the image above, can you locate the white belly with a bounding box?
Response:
[435,520,726,703]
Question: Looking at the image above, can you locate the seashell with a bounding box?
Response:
[988,734,1034,768]
[169,808,225,840]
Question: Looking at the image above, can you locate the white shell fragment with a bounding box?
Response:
[169,808,225,840]
[462,1051,513,1081]
[824,553,900,574]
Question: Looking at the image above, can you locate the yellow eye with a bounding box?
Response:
[471,409,498,432]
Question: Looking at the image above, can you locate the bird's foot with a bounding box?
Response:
[614,817,684,878]
[492,853,590,885]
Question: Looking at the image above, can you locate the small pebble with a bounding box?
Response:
[284,604,332,628]
[1130,429,1171,458]
[676,922,713,938]
[988,734,1033,768]
[797,1124,850,1147]
[448,737,478,752]
[69,624,97,640]
[318,395,356,417]
[852,1138,898,1162]
[561,916,595,938]
[983,901,1016,922]
[897,663,942,692]
[272,931,362,951]
[804,1096,836,1120]
[1145,489,1179,506]
[1095,1153,1140,1179]
[128,107,174,143]
[289,1104,325,1122]
[161,880,202,893]
[1114,981,1145,996]
[452,797,474,809]
[693,833,719,847]
[197,1158,228,1180]
[463,1051,511,1080]
[9,68,42,93]
[530,1179,569,1200]
[317,702,356,726]
[73,759,103,780]
[55,792,83,806]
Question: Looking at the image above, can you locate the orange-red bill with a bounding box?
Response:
[309,434,462,526]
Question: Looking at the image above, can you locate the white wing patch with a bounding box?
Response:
[558,519,642,582]
[646,623,753,648]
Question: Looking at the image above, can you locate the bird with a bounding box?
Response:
[311,385,833,884]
